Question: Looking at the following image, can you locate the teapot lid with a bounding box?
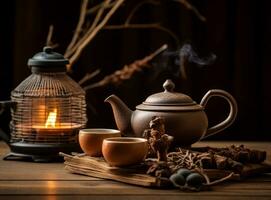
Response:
[136,79,202,111]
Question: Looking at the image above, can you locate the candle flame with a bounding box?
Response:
[45,109,57,128]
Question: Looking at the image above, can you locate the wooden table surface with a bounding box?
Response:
[0,141,271,200]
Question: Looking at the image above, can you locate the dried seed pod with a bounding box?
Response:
[186,173,205,188]
[170,173,186,187]
[177,168,191,178]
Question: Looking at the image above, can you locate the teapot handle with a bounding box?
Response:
[200,89,238,139]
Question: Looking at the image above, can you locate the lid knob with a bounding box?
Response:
[43,46,53,54]
[163,79,175,92]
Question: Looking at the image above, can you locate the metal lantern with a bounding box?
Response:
[0,47,87,162]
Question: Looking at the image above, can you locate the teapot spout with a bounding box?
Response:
[105,95,133,134]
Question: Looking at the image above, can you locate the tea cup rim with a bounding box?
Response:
[103,137,147,143]
[79,128,121,135]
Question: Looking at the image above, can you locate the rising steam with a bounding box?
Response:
[163,44,216,80]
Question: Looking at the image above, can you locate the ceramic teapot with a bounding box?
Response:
[105,79,238,146]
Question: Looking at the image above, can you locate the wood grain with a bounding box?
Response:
[0,141,271,199]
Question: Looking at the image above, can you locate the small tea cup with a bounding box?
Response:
[79,128,121,157]
[102,137,148,167]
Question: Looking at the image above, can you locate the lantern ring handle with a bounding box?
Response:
[0,101,16,115]
[0,101,16,144]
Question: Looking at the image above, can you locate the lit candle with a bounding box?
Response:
[32,109,81,135]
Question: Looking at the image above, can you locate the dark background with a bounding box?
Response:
[0,0,270,141]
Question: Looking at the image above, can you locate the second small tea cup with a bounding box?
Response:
[102,137,148,167]
[79,128,121,157]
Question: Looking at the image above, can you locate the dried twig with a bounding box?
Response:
[78,69,101,85]
[46,25,58,49]
[125,0,160,25]
[194,167,210,184]
[207,172,234,186]
[83,44,168,91]
[86,1,116,15]
[46,25,54,46]
[49,0,206,74]
[65,0,112,59]
[46,0,206,78]
[66,0,89,53]
[104,23,180,46]
[174,0,206,22]
[68,0,125,69]
[89,0,111,33]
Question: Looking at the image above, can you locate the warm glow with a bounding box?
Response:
[45,109,57,128]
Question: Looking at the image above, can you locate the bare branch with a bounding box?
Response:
[78,69,101,85]
[46,25,58,48]
[89,0,111,33]
[125,0,160,25]
[65,0,111,59]
[207,172,234,186]
[62,0,205,73]
[86,1,116,15]
[104,23,180,46]
[66,0,89,53]
[83,44,168,91]
[174,0,206,22]
[68,0,125,70]
[46,25,54,46]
